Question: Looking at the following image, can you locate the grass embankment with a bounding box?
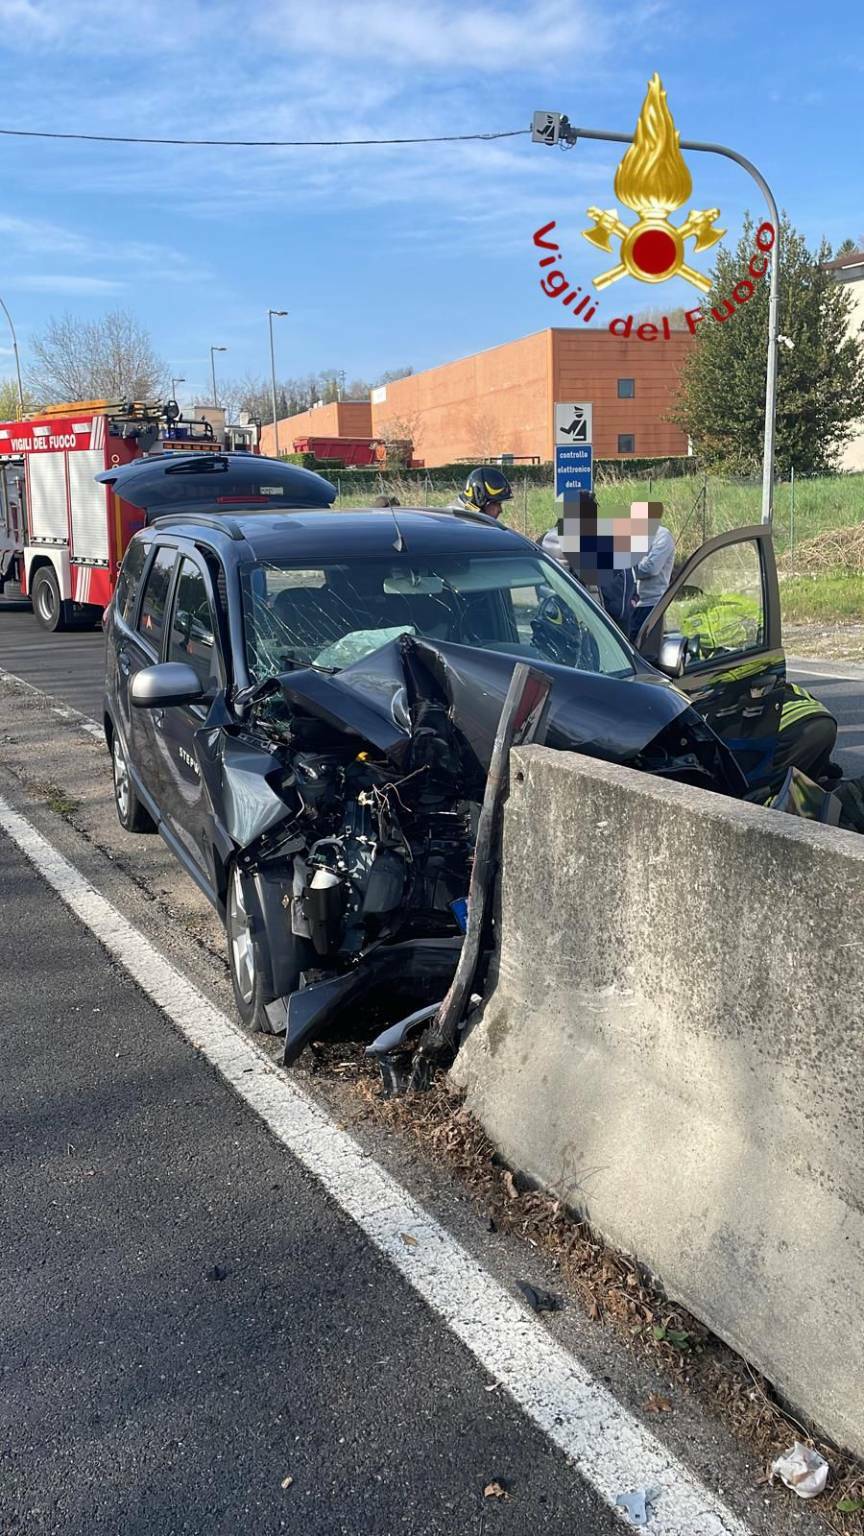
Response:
[340,469,862,552]
[780,574,862,624]
[777,523,864,624]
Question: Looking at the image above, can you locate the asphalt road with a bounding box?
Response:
[0,827,619,1536]
[0,601,106,721]
[784,657,864,774]
[1,598,863,774]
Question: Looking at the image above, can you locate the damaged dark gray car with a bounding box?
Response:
[102,456,817,1066]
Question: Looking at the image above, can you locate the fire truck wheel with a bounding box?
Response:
[111,731,155,834]
[31,567,69,632]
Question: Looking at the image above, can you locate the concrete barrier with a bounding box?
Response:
[452,746,864,1456]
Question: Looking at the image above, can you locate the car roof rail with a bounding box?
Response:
[149,511,247,540]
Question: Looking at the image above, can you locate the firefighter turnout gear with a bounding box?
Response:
[771,682,838,788]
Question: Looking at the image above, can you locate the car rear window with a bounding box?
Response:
[136,546,176,652]
[115,539,149,625]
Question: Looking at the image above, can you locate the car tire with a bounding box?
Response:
[226,862,279,1034]
[112,730,155,833]
[32,567,69,632]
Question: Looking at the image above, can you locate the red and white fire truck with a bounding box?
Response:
[0,399,223,630]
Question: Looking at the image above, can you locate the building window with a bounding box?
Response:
[617,378,635,399]
[618,434,635,454]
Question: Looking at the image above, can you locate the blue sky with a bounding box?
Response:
[0,0,860,404]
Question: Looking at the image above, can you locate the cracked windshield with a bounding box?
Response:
[242,552,635,678]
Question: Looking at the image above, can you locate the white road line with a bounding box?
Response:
[788,658,864,683]
[0,664,103,740]
[0,791,749,1536]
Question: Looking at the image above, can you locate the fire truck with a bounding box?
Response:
[0,399,221,631]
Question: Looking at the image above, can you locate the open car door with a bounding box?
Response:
[636,525,786,787]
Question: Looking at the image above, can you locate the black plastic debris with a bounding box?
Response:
[516,1280,564,1313]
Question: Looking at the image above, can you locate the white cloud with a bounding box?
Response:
[0,0,211,51]
[8,273,126,294]
[0,214,208,282]
[0,0,604,66]
[257,0,601,70]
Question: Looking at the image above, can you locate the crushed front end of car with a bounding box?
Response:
[192,633,746,1063]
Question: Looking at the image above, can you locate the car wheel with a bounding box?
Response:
[32,567,68,632]
[226,863,277,1034]
[112,731,155,833]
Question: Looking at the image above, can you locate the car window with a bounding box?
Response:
[661,539,765,667]
[242,553,634,680]
[136,545,176,652]
[166,558,222,696]
[115,539,149,625]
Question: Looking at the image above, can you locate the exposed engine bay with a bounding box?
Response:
[275,747,474,966]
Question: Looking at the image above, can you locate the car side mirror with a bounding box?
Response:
[131,662,205,708]
[655,635,688,679]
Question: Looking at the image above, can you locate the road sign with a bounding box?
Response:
[555,402,593,446]
[555,444,593,499]
[531,111,561,146]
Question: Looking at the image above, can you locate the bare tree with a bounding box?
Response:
[633,305,689,329]
[465,408,500,459]
[377,411,422,464]
[376,366,414,385]
[208,378,244,422]
[224,367,418,427]
[29,310,165,404]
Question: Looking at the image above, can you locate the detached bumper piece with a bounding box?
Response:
[282,937,461,1065]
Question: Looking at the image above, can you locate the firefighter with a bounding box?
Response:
[770,682,839,789]
[455,465,513,518]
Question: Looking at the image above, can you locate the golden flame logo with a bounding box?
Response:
[583,74,724,292]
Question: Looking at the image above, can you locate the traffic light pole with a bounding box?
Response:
[542,120,780,525]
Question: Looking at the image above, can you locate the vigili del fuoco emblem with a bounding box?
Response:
[583,73,725,292]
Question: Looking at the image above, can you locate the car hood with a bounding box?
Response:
[192,635,745,856]
[273,635,747,795]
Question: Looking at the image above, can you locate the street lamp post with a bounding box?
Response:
[210,346,227,408]
[171,376,185,400]
[536,118,781,525]
[268,309,288,457]
[0,294,25,417]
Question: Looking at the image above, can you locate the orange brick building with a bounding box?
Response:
[261,400,373,450]
[260,327,693,466]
